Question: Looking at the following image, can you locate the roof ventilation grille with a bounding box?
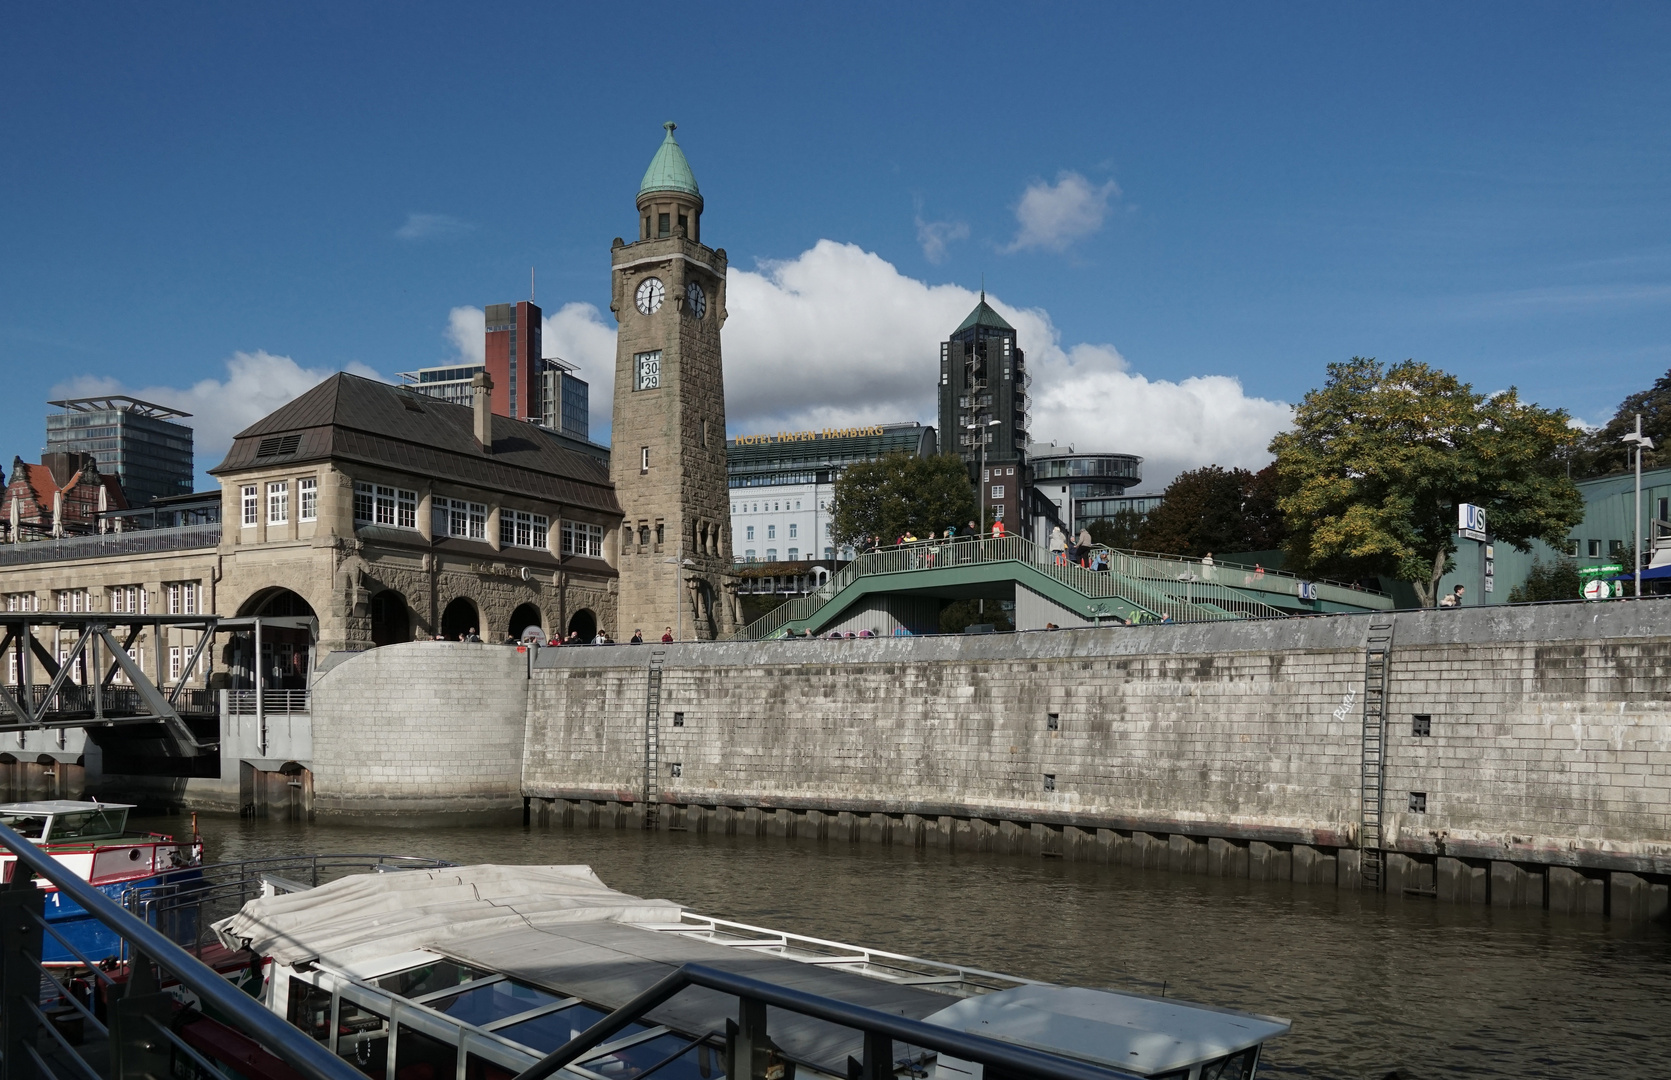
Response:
[255,434,302,459]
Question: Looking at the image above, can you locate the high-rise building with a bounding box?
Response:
[398,356,590,441]
[44,396,193,507]
[484,301,541,421]
[610,122,736,639]
[938,295,1029,530]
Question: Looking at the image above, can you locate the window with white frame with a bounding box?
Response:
[746,526,755,541]
[109,585,147,614]
[168,646,183,681]
[560,520,604,558]
[991,485,1004,499]
[745,549,756,561]
[353,482,417,529]
[166,581,199,615]
[4,593,40,613]
[241,485,258,527]
[788,523,798,538]
[767,525,776,539]
[437,498,488,541]
[56,589,91,613]
[766,549,777,561]
[267,481,289,525]
[501,509,551,550]
[299,477,317,522]
[788,548,799,560]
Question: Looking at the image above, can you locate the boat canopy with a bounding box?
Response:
[925,984,1289,1079]
[0,801,133,843]
[219,865,1291,1080]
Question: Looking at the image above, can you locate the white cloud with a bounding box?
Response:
[395,213,473,241]
[915,215,970,264]
[435,240,1290,487]
[1005,171,1120,253]
[445,306,486,363]
[723,241,1290,487]
[51,352,384,482]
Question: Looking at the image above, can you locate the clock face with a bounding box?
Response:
[635,277,665,315]
[685,281,707,319]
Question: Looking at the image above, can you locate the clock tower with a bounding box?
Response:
[610,123,738,639]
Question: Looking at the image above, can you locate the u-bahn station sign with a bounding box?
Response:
[731,426,887,446]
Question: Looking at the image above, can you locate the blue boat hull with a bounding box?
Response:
[40,870,204,965]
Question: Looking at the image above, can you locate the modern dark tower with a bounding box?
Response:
[938,295,1029,530]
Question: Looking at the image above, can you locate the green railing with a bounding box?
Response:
[739,536,1287,639]
[1102,549,1388,608]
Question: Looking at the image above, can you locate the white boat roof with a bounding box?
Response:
[218,865,1290,1078]
[924,984,1289,1077]
[0,801,134,815]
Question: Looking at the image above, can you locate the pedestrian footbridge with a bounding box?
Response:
[737,537,1393,639]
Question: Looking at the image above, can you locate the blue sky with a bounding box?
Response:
[3,3,1669,488]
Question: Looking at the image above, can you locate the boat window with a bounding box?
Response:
[337,1000,391,1080]
[377,960,492,998]
[499,1003,648,1055]
[432,980,559,1027]
[46,808,128,841]
[579,1033,715,1080]
[287,978,333,1043]
[465,1054,515,1080]
[395,1023,459,1080]
[0,815,48,840]
[1199,1048,1259,1080]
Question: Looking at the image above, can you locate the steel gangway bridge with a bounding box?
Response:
[737,536,1393,639]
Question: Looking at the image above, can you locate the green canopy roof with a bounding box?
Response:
[955,293,1013,333]
[639,122,701,199]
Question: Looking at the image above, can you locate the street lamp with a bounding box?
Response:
[664,547,697,640]
[966,419,1003,536]
[1621,414,1655,598]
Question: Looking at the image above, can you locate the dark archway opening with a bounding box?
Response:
[370,590,412,647]
[441,598,480,641]
[508,603,544,642]
[231,588,318,689]
[566,608,597,643]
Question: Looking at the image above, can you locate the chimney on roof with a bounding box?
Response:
[473,371,494,452]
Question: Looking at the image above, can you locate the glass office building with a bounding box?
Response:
[44,397,193,507]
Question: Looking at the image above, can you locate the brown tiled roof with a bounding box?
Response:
[210,374,619,517]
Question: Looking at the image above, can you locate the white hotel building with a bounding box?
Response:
[728,423,937,563]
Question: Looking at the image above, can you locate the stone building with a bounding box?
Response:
[208,371,621,654]
[608,122,739,639]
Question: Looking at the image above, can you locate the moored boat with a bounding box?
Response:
[215,864,1289,1080]
[0,799,203,964]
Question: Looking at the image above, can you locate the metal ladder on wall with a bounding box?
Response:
[643,650,666,829]
[1359,619,1395,890]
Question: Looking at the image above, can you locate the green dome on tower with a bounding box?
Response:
[639,122,701,199]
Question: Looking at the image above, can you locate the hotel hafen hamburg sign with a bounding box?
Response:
[732,426,887,446]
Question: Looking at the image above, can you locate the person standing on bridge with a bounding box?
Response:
[1050,525,1068,566]
[1077,527,1093,567]
[1201,552,1215,581]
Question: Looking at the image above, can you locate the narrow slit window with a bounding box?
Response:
[1412,714,1432,737]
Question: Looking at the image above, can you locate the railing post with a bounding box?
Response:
[0,876,44,1080]
[847,1031,891,1080]
[109,951,172,1080]
[726,995,790,1080]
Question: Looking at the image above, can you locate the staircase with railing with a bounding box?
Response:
[737,536,1292,639]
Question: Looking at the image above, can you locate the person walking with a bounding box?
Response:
[1077,527,1093,568]
[1049,525,1068,567]
[992,519,1006,539]
[629,628,644,644]
[1201,552,1215,581]
[1439,584,1465,609]
[661,626,675,643]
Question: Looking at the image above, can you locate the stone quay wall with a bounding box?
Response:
[516,602,1671,920]
[302,602,1671,919]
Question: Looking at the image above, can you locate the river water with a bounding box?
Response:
[172,813,1670,1080]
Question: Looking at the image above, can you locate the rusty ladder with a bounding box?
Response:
[1359,619,1395,890]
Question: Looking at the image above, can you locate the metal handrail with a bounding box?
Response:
[0,822,373,1080]
[510,962,1147,1080]
[742,535,1286,639]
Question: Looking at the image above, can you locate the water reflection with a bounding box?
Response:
[172,814,1671,1079]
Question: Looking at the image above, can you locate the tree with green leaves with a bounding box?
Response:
[1271,357,1584,607]
[1571,367,1671,478]
[1507,558,1583,603]
[1128,464,1288,557]
[1086,508,1147,550]
[828,453,977,549]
